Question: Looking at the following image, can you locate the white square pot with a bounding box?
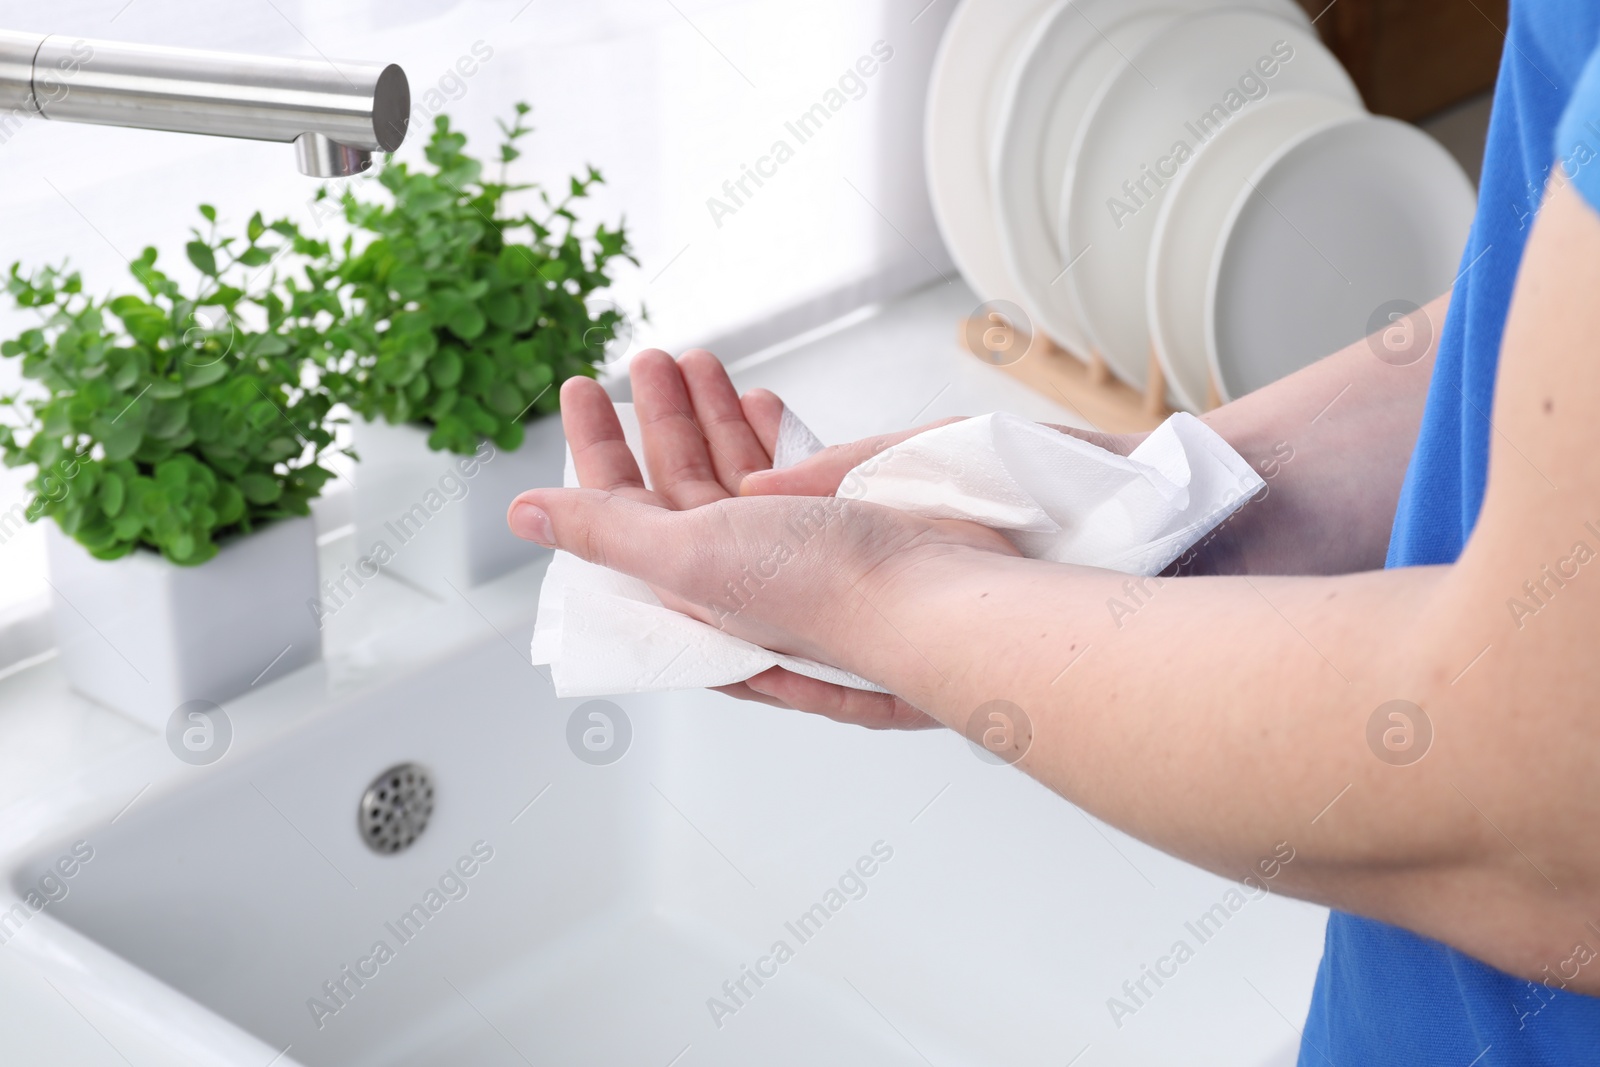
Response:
[45,516,321,730]
[351,414,567,596]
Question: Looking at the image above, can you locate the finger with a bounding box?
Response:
[507,487,699,588]
[710,681,795,709]
[631,349,728,509]
[739,418,965,498]
[743,667,941,730]
[509,486,765,631]
[560,377,663,506]
[740,388,785,458]
[678,349,771,493]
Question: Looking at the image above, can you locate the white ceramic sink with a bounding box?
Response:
[0,287,1327,1065]
[0,556,1324,1067]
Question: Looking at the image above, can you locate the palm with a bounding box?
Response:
[556,349,939,729]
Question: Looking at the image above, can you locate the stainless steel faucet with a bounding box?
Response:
[0,30,408,177]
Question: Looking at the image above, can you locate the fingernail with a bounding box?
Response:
[509,502,555,546]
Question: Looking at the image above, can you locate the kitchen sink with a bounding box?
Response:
[0,548,1324,1066]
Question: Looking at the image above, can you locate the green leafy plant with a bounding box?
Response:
[313,103,637,455]
[0,207,342,565]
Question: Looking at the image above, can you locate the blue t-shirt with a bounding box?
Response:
[1301,3,1600,1062]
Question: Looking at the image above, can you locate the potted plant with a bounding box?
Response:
[309,103,635,594]
[0,209,341,728]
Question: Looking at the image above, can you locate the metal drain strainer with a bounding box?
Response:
[359,763,435,854]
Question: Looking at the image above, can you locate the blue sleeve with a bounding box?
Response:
[1556,40,1600,209]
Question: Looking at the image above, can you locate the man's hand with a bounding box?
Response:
[514,347,1013,728]
[511,483,1015,727]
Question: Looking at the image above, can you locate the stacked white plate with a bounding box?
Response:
[926,0,1477,411]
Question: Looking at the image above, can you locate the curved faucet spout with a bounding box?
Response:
[0,29,408,176]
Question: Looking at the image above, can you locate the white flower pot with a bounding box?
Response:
[350,415,567,597]
[45,516,321,730]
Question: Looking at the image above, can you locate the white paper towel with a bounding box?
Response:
[530,406,1263,697]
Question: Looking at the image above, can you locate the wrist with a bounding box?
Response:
[1169,415,1290,576]
[837,541,1019,716]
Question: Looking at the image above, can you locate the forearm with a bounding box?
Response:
[847,549,1448,879]
[837,544,1593,986]
[1177,292,1448,575]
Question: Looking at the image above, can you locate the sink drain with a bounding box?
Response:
[359,763,435,854]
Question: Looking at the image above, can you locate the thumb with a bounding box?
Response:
[507,488,680,582]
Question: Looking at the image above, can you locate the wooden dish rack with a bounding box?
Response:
[957,311,1184,434]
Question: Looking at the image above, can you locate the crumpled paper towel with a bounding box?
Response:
[530,405,1263,696]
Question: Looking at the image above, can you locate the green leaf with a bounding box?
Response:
[186,241,219,277]
[514,360,554,393]
[460,351,494,394]
[134,483,167,517]
[429,348,463,388]
[487,381,523,418]
[263,436,298,462]
[492,418,525,452]
[498,246,533,279]
[246,398,282,430]
[108,295,149,319]
[389,263,429,299]
[100,471,126,517]
[147,399,190,440]
[428,388,458,420]
[446,304,486,341]
[182,360,229,389]
[109,356,141,390]
[214,482,245,525]
[485,290,522,329]
[199,204,217,223]
[100,421,143,462]
[238,472,282,505]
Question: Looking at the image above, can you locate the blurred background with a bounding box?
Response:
[0,0,961,639]
[0,0,1509,641]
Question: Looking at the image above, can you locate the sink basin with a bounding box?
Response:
[0,550,1324,1066]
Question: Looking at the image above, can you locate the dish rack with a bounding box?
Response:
[957,310,1202,433]
[938,0,1500,435]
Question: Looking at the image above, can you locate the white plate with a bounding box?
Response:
[925,0,1060,304]
[1205,115,1476,401]
[992,0,1309,361]
[1147,92,1362,412]
[1058,8,1358,390]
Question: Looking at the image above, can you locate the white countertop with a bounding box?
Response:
[0,279,1087,1063]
